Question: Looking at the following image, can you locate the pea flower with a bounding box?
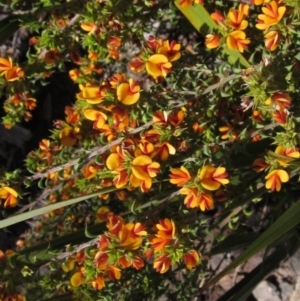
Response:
[205,34,221,49]
[256,1,286,31]
[265,169,289,191]
[169,166,191,187]
[226,9,248,30]
[227,31,250,53]
[0,187,18,208]
[145,54,172,80]
[117,79,140,105]
[198,165,229,191]
[265,31,280,51]
[183,250,200,270]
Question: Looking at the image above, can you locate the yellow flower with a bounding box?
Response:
[0,186,18,208]
[198,165,229,191]
[274,145,300,167]
[227,9,248,30]
[153,254,171,274]
[59,127,81,146]
[265,169,289,191]
[227,30,250,53]
[83,108,107,130]
[256,1,286,31]
[145,54,172,80]
[157,40,181,62]
[117,79,140,105]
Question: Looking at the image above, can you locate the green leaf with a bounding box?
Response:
[0,186,123,229]
[200,201,300,291]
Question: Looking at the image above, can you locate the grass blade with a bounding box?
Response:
[200,201,300,291]
[0,186,122,229]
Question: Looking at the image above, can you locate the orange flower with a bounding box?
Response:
[274,145,300,167]
[145,54,172,80]
[265,31,280,51]
[268,92,291,108]
[211,10,225,23]
[179,0,203,7]
[149,218,176,252]
[118,222,147,250]
[0,187,18,208]
[183,250,200,270]
[83,108,107,130]
[0,57,13,71]
[117,79,140,105]
[169,166,191,187]
[153,142,176,161]
[180,188,214,211]
[227,31,250,53]
[59,127,81,146]
[81,22,97,35]
[265,169,289,191]
[157,40,181,62]
[273,108,287,124]
[92,275,105,290]
[78,84,106,104]
[69,69,80,81]
[153,253,171,274]
[226,9,248,30]
[82,163,102,179]
[94,251,109,270]
[198,165,229,191]
[256,1,286,31]
[205,34,221,49]
[106,265,121,280]
[128,57,145,72]
[5,66,24,82]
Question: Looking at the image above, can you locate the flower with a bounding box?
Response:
[226,9,248,30]
[149,219,176,252]
[157,40,181,62]
[153,253,171,274]
[71,270,85,287]
[83,108,107,130]
[0,187,18,208]
[205,34,221,49]
[265,169,289,191]
[227,31,250,53]
[130,155,160,191]
[145,54,172,80]
[274,145,300,167]
[59,127,81,146]
[117,79,140,105]
[180,188,214,211]
[198,165,229,191]
[96,206,111,222]
[169,166,191,187]
[265,31,280,51]
[118,222,147,250]
[256,1,286,31]
[92,275,105,290]
[253,158,269,172]
[183,250,200,270]
[179,0,203,7]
